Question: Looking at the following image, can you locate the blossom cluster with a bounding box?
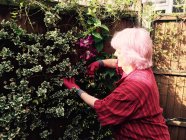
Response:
[78,35,97,61]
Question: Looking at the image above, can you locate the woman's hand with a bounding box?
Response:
[87,60,103,76]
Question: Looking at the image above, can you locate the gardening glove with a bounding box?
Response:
[116,60,123,76]
[116,65,123,76]
[63,78,84,96]
[87,60,104,76]
[63,77,80,90]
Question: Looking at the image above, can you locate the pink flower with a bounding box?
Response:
[85,50,96,60]
[79,35,94,48]
[78,35,98,61]
[80,49,97,61]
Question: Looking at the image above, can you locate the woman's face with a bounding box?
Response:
[114,49,135,74]
[114,49,125,67]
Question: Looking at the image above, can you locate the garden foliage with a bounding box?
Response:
[0,0,135,139]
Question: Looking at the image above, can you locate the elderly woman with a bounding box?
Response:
[63,28,170,140]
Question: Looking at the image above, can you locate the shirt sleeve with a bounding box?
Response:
[93,83,139,126]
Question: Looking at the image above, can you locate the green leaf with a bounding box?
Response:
[105,70,115,78]
[93,37,102,44]
[95,42,104,52]
[87,19,94,25]
[93,18,101,26]
[92,32,102,41]
[100,25,109,32]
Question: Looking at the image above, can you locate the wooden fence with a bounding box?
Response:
[0,4,46,33]
[153,15,186,140]
[0,4,137,54]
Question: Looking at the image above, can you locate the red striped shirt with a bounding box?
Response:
[94,68,170,140]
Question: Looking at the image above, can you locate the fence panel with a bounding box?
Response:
[0,5,46,33]
[153,15,186,140]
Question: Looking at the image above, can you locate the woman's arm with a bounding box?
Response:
[102,59,117,68]
[77,90,98,108]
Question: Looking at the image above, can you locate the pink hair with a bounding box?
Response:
[111,28,153,69]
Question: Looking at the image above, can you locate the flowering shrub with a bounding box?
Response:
[0,0,136,139]
[0,17,117,140]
